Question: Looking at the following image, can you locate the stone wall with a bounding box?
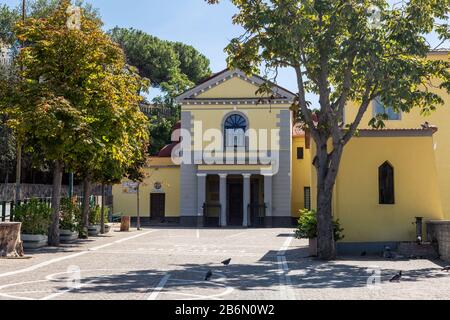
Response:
[426,220,450,262]
[0,184,112,202]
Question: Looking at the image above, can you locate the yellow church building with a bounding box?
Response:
[113,50,449,252]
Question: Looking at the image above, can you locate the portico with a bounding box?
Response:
[197,172,271,228]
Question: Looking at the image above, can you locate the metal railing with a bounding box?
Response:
[249,203,267,227]
[203,203,221,227]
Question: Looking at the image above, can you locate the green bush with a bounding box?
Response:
[89,205,107,225]
[13,199,51,235]
[59,198,81,232]
[295,209,345,241]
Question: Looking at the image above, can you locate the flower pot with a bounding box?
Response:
[59,229,79,243]
[88,225,100,237]
[21,234,48,249]
[309,238,318,257]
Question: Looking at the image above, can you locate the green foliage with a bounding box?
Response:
[59,198,81,232]
[148,115,177,155]
[14,199,51,235]
[88,205,107,226]
[295,209,344,242]
[109,27,211,95]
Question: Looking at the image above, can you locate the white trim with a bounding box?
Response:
[175,69,296,103]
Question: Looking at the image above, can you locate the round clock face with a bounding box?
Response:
[154,182,162,190]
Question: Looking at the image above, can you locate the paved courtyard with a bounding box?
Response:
[0,227,450,300]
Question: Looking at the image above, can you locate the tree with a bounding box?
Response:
[208,0,450,260]
[108,27,211,95]
[8,0,149,246]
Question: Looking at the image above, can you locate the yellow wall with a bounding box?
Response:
[183,76,291,152]
[326,135,443,242]
[291,136,312,217]
[112,158,180,218]
[198,77,271,98]
[344,51,450,218]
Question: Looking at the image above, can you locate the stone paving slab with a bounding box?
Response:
[0,227,449,300]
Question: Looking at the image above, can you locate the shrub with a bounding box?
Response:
[88,205,107,225]
[295,209,345,241]
[13,199,51,235]
[59,198,81,232]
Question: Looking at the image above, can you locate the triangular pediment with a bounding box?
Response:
[175,69,296,104]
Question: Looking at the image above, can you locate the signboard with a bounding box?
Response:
[122,182,139,194]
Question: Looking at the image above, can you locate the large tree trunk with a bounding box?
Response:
[0,222,24,258]
[81,176,92,238]
[314,141,344,260]
[48,160,63,247]
[316,183,336,260]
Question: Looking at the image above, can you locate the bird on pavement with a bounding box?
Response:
[389,271,402,282]
[221,258,232,266]
[205,270,213,281]
[442,266,450,272]
[361,251,367,257]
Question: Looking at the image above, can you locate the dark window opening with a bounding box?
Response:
[297,147,304,160]
[379,161,395,204]
[304,187,311,210]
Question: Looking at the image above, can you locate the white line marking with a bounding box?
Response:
[147,275,170,300]
[278,234,294,256]
[277,256,296,300]
[196,229,200,239]
[224,231,248,239]
[0,230,157,279]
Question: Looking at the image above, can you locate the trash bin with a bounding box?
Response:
[120,216,130,232]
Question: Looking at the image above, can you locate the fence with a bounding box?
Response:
[0,195,113,222]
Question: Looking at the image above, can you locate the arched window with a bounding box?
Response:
[224,114,247,148]
[379,161,395,204]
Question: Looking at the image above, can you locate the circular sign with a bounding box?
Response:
[154,182,162,190]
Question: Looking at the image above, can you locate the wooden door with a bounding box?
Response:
[150,193,166,219]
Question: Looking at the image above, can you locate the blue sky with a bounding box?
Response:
[2,0,448,102]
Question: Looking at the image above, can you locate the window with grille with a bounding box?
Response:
[304,187,311,210]
[224,114,247,148]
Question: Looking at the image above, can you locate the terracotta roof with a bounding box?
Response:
[356,127,438,137]
[157,142,179,158]
[156,121,181,158]
[293,123,306,137]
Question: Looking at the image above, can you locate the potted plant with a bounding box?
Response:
[13,199,51,249]
[88,205,101,236]
[59,198,80,243]
[295,209,344,256]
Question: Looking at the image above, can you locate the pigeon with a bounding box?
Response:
[205,270,213,281]
[389,271,402,282]
[361,251,367,257]
[221,258,232,266]
[442,266,450,272]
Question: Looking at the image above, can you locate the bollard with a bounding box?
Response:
[120,216,130,232]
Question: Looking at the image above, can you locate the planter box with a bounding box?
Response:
[309,238,318,257]
[88,225,100,237]
[21,234,48,249]
[59,229,78,243]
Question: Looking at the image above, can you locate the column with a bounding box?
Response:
[219,173,228,227]
[197,173,207,226]
[242,174,251,227]
[264,174,273,227]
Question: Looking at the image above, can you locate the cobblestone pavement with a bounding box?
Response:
[0,227,449,300]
